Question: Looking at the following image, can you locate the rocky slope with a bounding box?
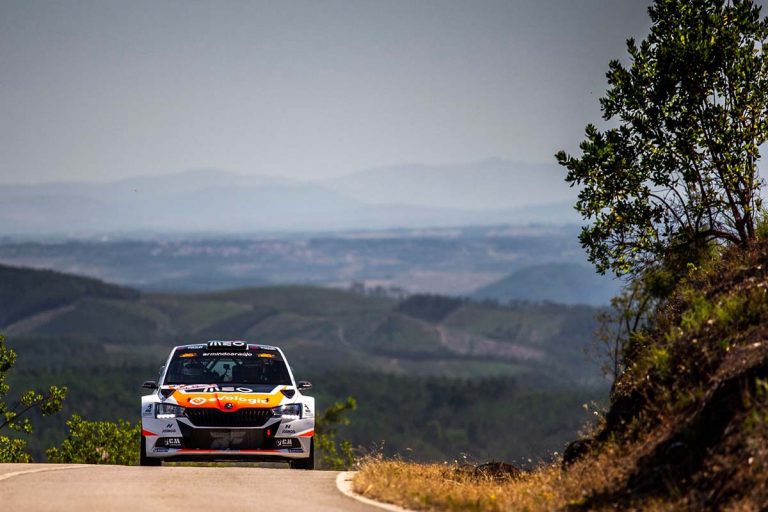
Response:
[565,240,768,509]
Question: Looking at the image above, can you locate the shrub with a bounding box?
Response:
[315,397,357,469]
[0,334,66,462]
[46,414,140,465]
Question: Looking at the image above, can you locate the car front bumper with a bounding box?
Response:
[142,415,314,461]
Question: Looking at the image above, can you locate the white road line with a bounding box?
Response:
[0,464,91,483]
[336,471,417,512]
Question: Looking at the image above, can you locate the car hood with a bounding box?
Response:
[159,384,293,411]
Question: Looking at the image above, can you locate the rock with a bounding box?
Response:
[475,461,522,481]
[562,438,595,468]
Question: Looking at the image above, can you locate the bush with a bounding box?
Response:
[0,436,31,463]
[0,334,66,462]
[46,414,140,465]
[315,397,357,470]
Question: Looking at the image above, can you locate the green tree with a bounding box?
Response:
[557,0,768,277]
[46,414,140,465]
[0,335,67,462]
[315,397,357,469]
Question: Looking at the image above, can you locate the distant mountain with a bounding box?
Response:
[472,263,623,306]
[0,171,362,234]
[0,160,579,235]
[325,158,576,211]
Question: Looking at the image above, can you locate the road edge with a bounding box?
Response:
[335,471,416,512]
[0,464,91,482]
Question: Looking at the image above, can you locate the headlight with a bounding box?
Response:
[155,403,186,419]
[271,403,301,419]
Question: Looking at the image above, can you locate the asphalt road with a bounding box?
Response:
[0,464,375,512]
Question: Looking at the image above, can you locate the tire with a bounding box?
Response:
[289,438,314,470]
[140,436,161,466]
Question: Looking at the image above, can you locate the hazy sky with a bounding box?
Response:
[1,0,652,185]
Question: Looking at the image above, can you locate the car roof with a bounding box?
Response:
[172,341,280,351]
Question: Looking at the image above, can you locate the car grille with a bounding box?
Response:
[178,422,270,449]
[185,408,273,427]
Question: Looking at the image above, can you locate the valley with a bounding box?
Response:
[1,263,607,463]
[0,226,620,302]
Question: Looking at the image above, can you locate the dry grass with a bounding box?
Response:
[354,459,561,511]
[351,439,705,512]
[352,451,640,512]
[354,457,764,512]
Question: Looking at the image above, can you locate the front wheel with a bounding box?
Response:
[140,436,161,466]
[289,438,314,470]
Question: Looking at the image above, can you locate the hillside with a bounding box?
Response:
[472,263,623,306]
[2,265,602,381]
[354,240,768,509]
[560,240,768,508]
[0,263,138,328]
[1,264,606,462]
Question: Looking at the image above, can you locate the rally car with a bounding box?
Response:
[140,340,315,469]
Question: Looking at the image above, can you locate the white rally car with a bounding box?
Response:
[140,340,315,469]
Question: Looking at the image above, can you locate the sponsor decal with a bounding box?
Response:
[186,395,271,406]
[303,404,314,418]
[288,448,304,453]
[179,384,211,391]
[175,384,266,393]
[282,428,296,434]
[142,404,153,417]
[162,422,178,434]
[257,353,275,358]
[201,352,253,357]
[207,340,247,349]
[275,439,293,447]
[214,340,246,347]
[179,352,197,358]
[153,447,170,453]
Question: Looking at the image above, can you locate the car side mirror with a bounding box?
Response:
[297,381,312,391]
[142,380,158,390]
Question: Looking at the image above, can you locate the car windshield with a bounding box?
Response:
[163,347,292,386]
